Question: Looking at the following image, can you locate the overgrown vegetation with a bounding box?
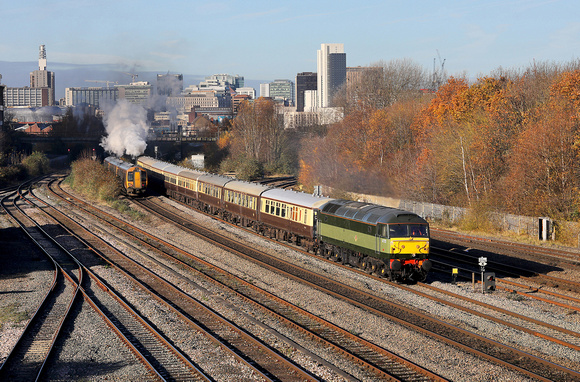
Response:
[0,150,49,185]
[66,158,120,201]
[66,157,146,221]
[22,151,50,177]
[456,201,501,234]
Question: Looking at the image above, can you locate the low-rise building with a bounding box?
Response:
[4,87,50,107]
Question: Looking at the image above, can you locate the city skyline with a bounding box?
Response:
[1,0,579,89]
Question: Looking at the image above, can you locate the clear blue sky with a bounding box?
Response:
[1,0,579,84]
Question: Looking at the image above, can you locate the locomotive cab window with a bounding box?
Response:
[128,172,134,181]
[410,224,428,237]
[389,224,408,238]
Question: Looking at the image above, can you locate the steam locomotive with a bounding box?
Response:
[135,156,431,282]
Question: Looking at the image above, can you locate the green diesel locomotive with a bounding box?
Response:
[317,200,431,282]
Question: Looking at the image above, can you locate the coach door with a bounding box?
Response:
[377,224,389,255]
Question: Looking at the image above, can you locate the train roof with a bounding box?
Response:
[137,156,174,171]
[136,156,161,167]
[105,156,136,171]
[197,173,234,187]
[320,199,427,225]
[138,157,195,176]
[261,188,334,209]
[224,180,272,196]
[160,164,185,175]
[177,168,205,180]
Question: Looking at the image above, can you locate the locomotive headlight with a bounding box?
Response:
[412,253,416,257]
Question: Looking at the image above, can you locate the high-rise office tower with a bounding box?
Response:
[269,79,295,105]
[317,43,346,108]
[295,72,317,112]
[30,45,55,106]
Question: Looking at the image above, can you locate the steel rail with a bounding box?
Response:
[20,178,208,381]
[136,197,444,382]
[148,192,580,382]
[50,176,444,381]
[40,177,308,382]
[0,186,81,381]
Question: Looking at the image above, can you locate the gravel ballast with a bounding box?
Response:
[3,184,580,381]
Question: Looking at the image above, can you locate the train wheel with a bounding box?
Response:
[325,248,332,259]
[362,259,372,273]
[379,265,388,278]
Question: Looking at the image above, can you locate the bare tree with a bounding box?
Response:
[334,58,430,113]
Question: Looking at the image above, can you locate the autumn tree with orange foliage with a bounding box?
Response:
[500,70,580,218]
[411,76,518,206]
[251,58,580,222]
[299,96,429,196]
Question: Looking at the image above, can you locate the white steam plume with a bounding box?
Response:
[100,99,149,157]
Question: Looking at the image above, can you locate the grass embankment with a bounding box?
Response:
[66,158,145,220]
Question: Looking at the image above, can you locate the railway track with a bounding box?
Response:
[430,243,580,295]
[39,176,316,381]
[47,176,443,381]
[119,191,580,381]
[1,184,80,381]
[17,173,580,380]
[0,184,163,381]
[432,228,580,268]
[136,197,445,381]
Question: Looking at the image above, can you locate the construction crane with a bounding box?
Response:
[85,80,118,88]
[432,50,446,91]
[123,72,139,83]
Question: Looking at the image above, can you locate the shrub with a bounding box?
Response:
[237,157,263,181]
[0,165,26,184]
[457,200,501,233]
[22,151,49,177]
[67,159,120,201]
